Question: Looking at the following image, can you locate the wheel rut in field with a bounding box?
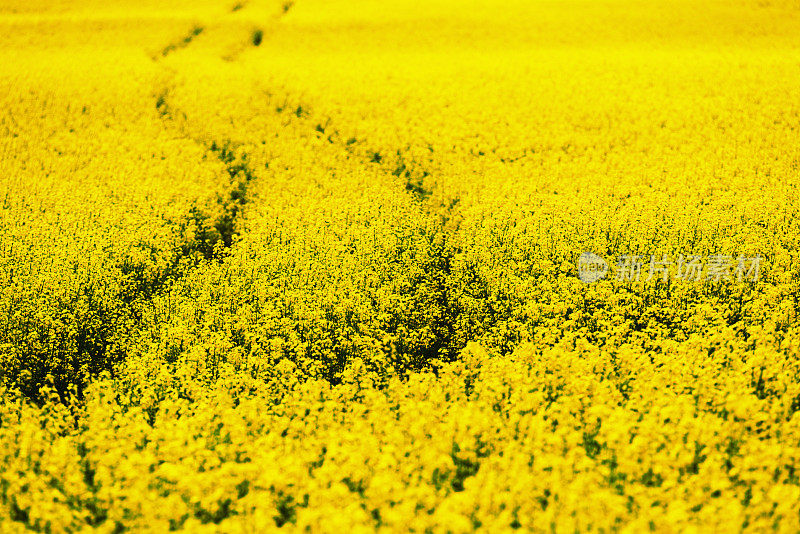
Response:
[142,5,505,383]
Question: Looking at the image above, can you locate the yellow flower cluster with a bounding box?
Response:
[4,340,800,532]
[2,0,800,531]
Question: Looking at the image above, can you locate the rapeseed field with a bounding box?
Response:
[2,0,800,531]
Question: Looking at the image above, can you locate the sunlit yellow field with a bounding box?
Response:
[2,0,800,531]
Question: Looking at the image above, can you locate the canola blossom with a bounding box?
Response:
[2,0,800,531]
